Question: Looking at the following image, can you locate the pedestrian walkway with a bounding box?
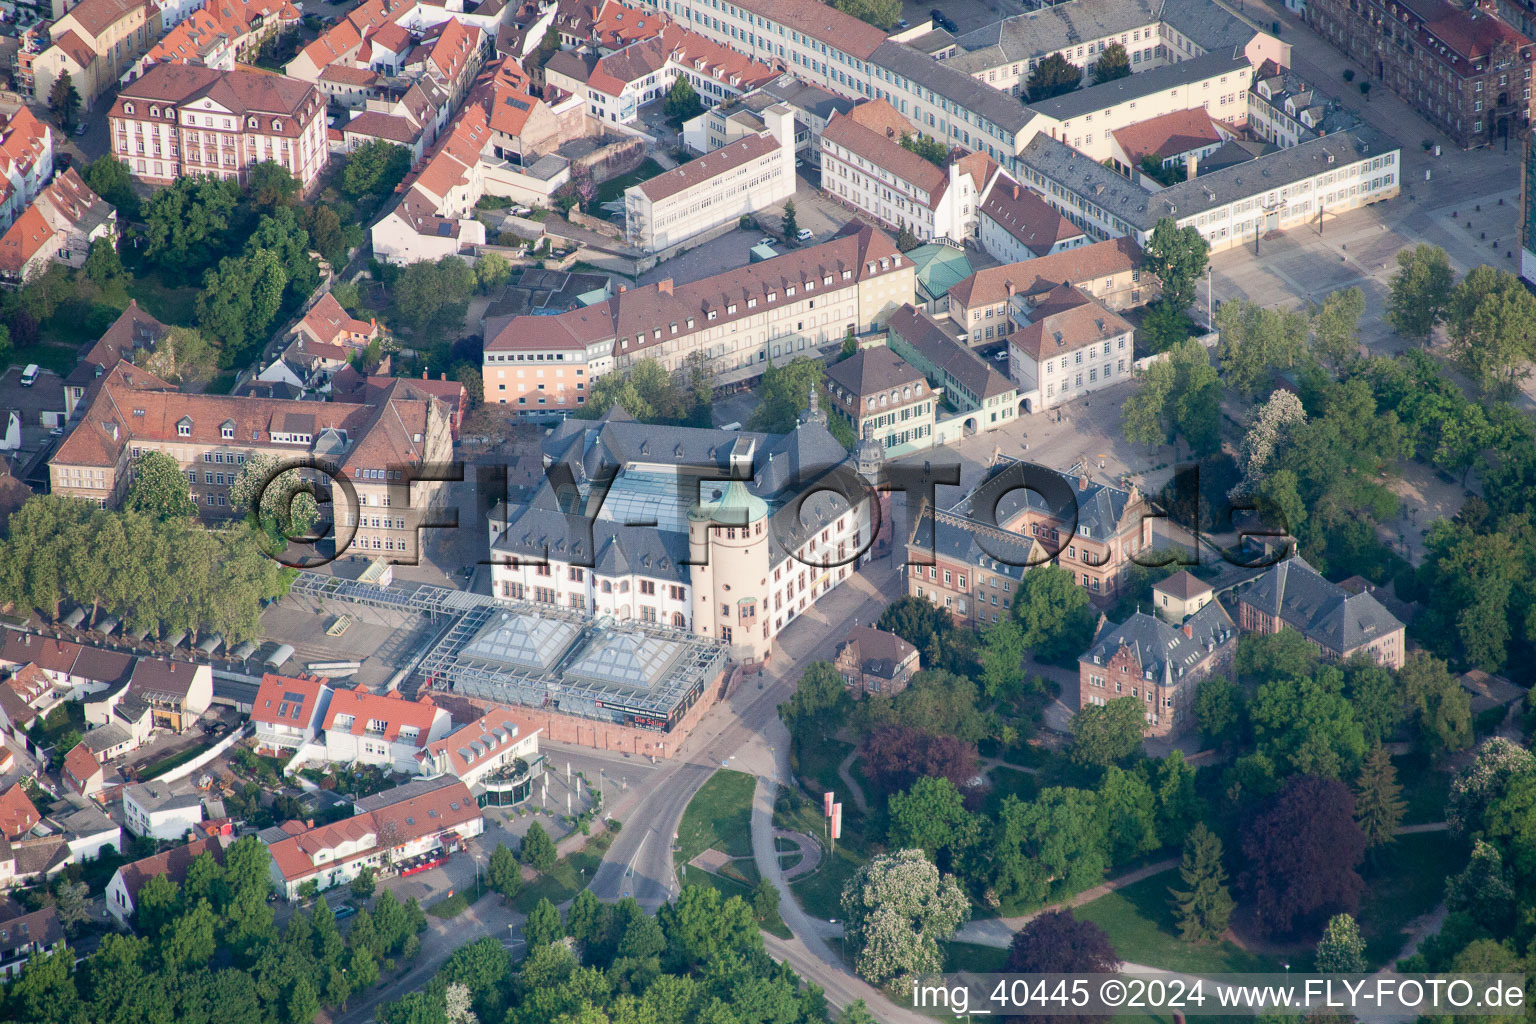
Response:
[952,856,1181,947]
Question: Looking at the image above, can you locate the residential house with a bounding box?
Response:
[1006,283,1135,412]
[1078,603,1237,736]
[822,344,937,456]
[904,504,1034,628]
[121,780,205,840]
[1107,106,1234,183]
[1234,553,1407,668]
[625,104,796,252]
[292,292,382,350]
[62,744,106,799]
[106,835,226,927]
[264,776,483,899]
[108,64,328,188]
[1247,59,1360,149]
[416,707,542,794]
[0,906,63,978]
[0,787,40,840]
[885,304,1020,435]
[1152,569,1213,622]
[0,169,118,284]
[321,688,452,772]
[86,658,212,734]
[251,673,334,754]
[31,0,164,112]
[820,99,999,246]
[976,173,1087,266]
[833,625,919,696]
[0,108,54,233]
[948,236,1152,349]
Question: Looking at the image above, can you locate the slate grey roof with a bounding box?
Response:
[81,722,131,755]
[1029,51,1251,122]
[952,0,1261,71]
[1238,554,1404,654]
[498,504,691,583]
[1020,133,1158,230]
[824,346,927,400]
[869,40,1037,136]
[1081,604,1236,684]
[912,506,1034,579]
[887,304,1017,402]
[838,625,917,679]
[762,73,855,122]
[947,457,1144,542]
[353,774,462,814]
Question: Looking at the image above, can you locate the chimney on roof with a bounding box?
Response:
[1182,623,1194,639]
[1185,153,1199,179]
[1078,474,1089,491]
[440,373,447,380]
[422,370,428,379]
[1012,182,1020,199]
[657,278,673,295]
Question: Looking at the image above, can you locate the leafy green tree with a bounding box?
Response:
[1026,52,1082,102]
[124,452,196,520]
[1310,287,1366,369]
[1144,218,1210,312]
[342,140,413,200]
[893,225,920,252]
[524,898,563,949]
[747,356,824,433]
[195,249,287,354]
[1215,299,1309,397]
[1194,676,1244,747]
[1387,244,1454,342]
[1447,264,1536,399]
[1315,913,1366,972]
[1070,696,1146,768]
[1121,338,1220,455]
[305,204,349,266]
[53,879,90,933]
[992,788,1108,910]
[1140,299,1197,352]
[1342,661,1404,744]
[1444,840,1516,934]
[487,842,521,901]
[245,161,302,212]
[1169,823,1233,942]
[83,237,126,291]
[1398,651,1472,758]
[1096,766,1159,864]
[141,326,218,385]
[228,452,319,540]
[144,176,239,272]
[1092,42,1131,83]
[351,866,376,900]
[840,849,969,985]
[394,256,475,340]
[663,76,703,123]
[83,155,140,219]
[520,822,557,873]
[899,133,950,168]
[1011,563,1094,664]
[978,617,1027,699]
[780,661,850,743]
[566,888,602,946]
[1353,744,1405,850]
[781,200,798,240]
[48,72,81,129]
[1154,749,1202,846]
[1250,667,1366,779]
[887,776,978,866]
[752,879,780,922]
[286,974,320,1024]
[1236,629,1319,684]
[657,884,758,970]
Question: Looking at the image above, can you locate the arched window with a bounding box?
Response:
[149,105,159,117]
[247,116,257,128]
[272,119,282,131]
[124,102,135,114]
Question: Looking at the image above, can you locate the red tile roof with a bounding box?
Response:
[0,634,83,675]
[61,0,153,37]
[251,672,329,728]
[321,687,442,746]
[266,778,479,881]
[298,292,377,345]
[0,204,55,278]
[978,175,1083,259]
[63,743,103,793]
[419,708,539,777]
[1009,284,1133,361]
[1111,107,1225,164]
[949,236,1145,308]
[0,785,40,839]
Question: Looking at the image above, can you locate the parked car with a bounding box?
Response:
[20,364,40,387]
[896,17,909,29]
[758,237,775,246]
[73,122,87,136]
[796,228,814,242]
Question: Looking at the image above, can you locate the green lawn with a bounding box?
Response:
[138,743,213,780]
[125,272,200,326]
[513,829,615,911]
[1074,873,1285,974]
[10,341,80,375]
[789,735,854,804]
[428,891,473,918]
[944,941,1010,973]
[675,768,756,863]
[1357,830,1464,968]
[594,159,663,207]
[1393,752,1452,826]
[778,790,870,922]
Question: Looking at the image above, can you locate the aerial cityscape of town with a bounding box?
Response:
[0,0,1533,1013]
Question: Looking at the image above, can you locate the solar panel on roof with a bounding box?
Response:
[284,692,306,703]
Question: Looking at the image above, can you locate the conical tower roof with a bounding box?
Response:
[688,478,769,524]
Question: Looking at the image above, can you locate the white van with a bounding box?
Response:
[19,364,40,387]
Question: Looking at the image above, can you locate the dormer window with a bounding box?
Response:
[150,105,159,117]
[247,116,257,128]
[177,417,192,437]
[125,102,134,115]
[220,420,235,440]
[272,119,283,131]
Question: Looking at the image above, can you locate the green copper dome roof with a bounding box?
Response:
[688,478,769,524]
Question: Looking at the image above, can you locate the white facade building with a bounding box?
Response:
[122,782,205,841]
[625,104,796,252]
